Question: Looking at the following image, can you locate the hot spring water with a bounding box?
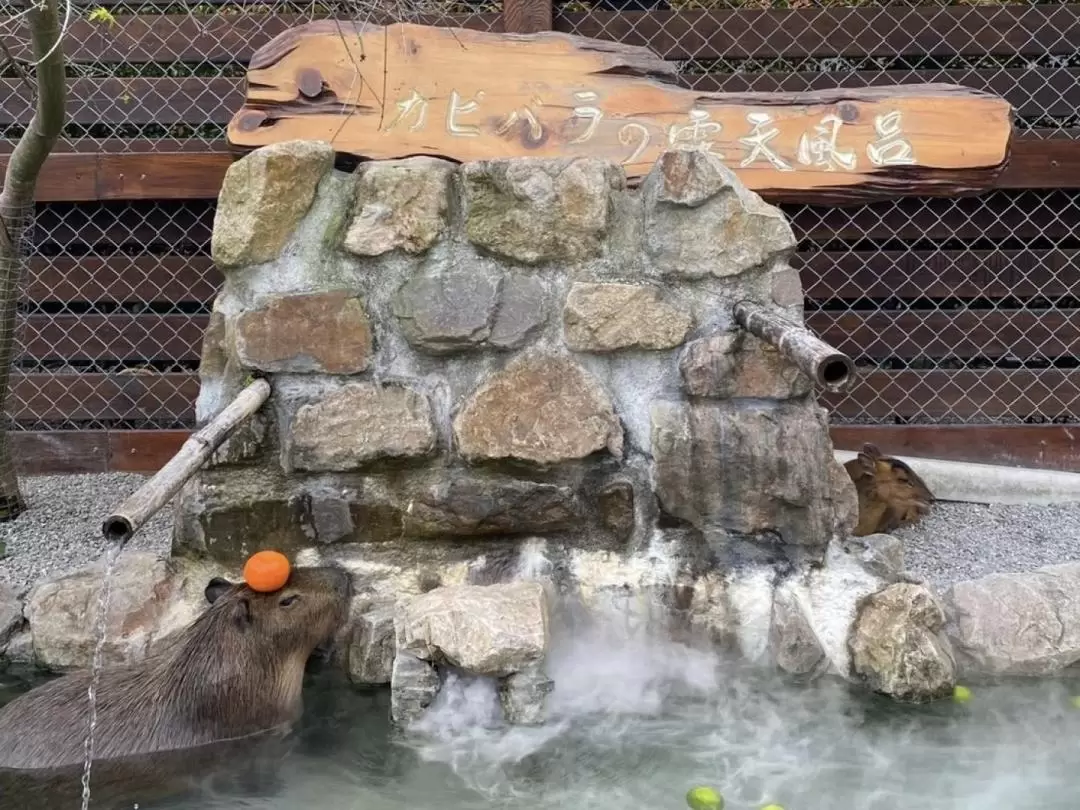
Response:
[5,618,1080,810]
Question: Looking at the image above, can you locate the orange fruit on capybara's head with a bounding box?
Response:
[243,550,292,593]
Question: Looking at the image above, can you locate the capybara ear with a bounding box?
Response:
[204,577,234,604]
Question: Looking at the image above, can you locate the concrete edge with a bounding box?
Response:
[834,449,1080,506]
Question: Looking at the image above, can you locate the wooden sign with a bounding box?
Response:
[227,21,1014,204]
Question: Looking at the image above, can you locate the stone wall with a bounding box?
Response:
[169,140,906,719]
[178,142,855,568]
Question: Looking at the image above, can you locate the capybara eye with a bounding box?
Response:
[279,595,299,607]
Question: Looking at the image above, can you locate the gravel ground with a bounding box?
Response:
[2,475,1080,599]
[0,473,172,596]
[897,501,1080,592]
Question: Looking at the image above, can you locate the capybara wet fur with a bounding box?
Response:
[0,563,353,808]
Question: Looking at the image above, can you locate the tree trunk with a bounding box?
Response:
[0,0,66,521]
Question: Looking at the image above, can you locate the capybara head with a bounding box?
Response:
[845,443,934,536]
[200,564,354,662]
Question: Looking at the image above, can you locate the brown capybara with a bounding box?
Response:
[844,443,934,537]
[0,564,352,807]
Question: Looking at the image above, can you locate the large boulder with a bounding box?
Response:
[944,562,1080,677]
[563,282,693,352]
[211,139,334,269]
[395,582,549,677]
[462,157,622,265]
[453,351,623,465]
[848,582,956,702]
[642,150,797,279]
[343,156,455,256]
[24,553,221,672]
[650,400,852,546]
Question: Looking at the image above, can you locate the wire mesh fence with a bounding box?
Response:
[1,0,1077,433]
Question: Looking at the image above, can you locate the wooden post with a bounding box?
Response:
[101,378,272,546]
[502,0,552,34]
[733,300,856,393]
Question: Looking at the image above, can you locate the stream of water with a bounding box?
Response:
[79,542,122,810]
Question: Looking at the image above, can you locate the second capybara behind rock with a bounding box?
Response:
[0,563,352,805]
[844,443,935,537]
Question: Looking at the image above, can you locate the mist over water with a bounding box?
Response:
[6,612,1080,810]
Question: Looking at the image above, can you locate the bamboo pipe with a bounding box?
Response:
[102,378,272,546]
[732,300,855,393]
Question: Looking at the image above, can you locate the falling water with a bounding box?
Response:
[79,541,123,810]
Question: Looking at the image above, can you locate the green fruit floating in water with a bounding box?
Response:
[686,786,724,810]
[953,685,972,703]
[761,805,785,810]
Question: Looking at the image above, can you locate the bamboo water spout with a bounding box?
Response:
[733,300,855,393]
[102,378,272,546]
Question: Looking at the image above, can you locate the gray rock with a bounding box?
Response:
[309,497,354,545]
[197,310,267,467]
[390,650,441,727]
[650,400,849,546]
[25,552,215,672]
[395,582,549,677]
[343,156,455,256]
[489,275,548,350]
[841,533,906,581]
[454,351,623,464]
[3,630,32,665]
[563,282,693,352]
[173,474,317,565]
[0,582,22,649]
[462,157,622,265]
[347,602,396,684]
[393,265,502,354]
[769,581,826,678]
[393,266,548,354]
[679,331,811,400]
[286,382,437,472]
[499,663,554,725]
[642,150,797,280]
[234,290,374,374]
[211,139,334,269]
[944,563,1080,677]
[848,583,956,703]
[770,265,804,309]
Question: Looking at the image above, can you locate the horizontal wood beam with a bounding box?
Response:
[6,132,1076,204]
[13,425,1080,475]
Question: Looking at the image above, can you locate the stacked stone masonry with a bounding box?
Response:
[178,141,855,569]
[165,141,881,719]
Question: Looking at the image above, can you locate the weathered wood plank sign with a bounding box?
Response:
[227,21,1014,204]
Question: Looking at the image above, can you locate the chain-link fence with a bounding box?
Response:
[2,0,1077,434]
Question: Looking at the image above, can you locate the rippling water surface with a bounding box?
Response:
[4,630,1080,810]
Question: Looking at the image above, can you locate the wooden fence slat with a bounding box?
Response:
[686,68,1080,120]
[8,372,199,423]
[33,202,215,251]
[806,310,1080,360]
[6,132,1079,205]
[17,315,207,363]
[554,6,1080,61]
[791,190,1079,243]
[2,12,506,64]
[0,78,242,126]
[821,369,1080,421]
[799,248,1080,301]
[12,425,1078,476]
[829,425,1080,472]
[23,257,221,304]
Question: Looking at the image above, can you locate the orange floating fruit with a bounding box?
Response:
[243,550,291,593]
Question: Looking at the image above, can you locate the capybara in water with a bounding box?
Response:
[844,443,934,537]
[0,563,352,807]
